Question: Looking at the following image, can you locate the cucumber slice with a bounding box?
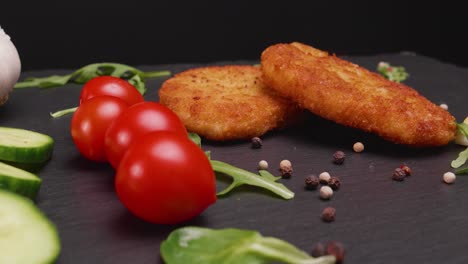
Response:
[0,127,54,163]
[0,190,60,263]
[0,161,41,199]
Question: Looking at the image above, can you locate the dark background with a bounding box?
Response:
[1,1,466,71]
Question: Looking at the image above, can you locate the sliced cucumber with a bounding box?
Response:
[0,127,54,163]
[0,190,60,263]
[0,161,42,199]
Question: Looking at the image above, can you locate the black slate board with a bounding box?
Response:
[1,53,468,264]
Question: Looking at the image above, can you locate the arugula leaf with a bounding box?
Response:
[188,132,202,147]
[15,62,170,94]
[456,167,468,175]
[160,227,336,264]
[211,160,294,200]
[457,123,468,138]
[15,62,171,117]
[377,61,409,83]
[452,147,468,168]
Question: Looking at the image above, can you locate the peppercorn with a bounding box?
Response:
[311,242,326,257]
[319,186,333,200]
[353,142,364,153]
[321,207,336,222]
[443,172,456,184]
[251,137,263,149]
[258,160,268,170]
[319,171,331,184]
[392,168,406,181]
[328,177,341,190]
[279,159,293,178]
[332,151,345,164]
[400,164,412,176]
[304,175,320,190]
[326,241,345,263]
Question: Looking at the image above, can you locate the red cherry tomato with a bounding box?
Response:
[115,131,216,224]
[79,76,144,105]
[104,102,187,168]
[71,96,128,162]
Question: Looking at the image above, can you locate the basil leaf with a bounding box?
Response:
[451,147,468,168]
[160,227,336,264]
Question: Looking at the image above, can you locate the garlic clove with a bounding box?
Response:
[0,26,22,106]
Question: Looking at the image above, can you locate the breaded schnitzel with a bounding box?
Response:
[158,65,300,141]
[261,42,456,146]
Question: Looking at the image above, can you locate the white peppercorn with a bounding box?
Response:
[319,171,331,184]
[353,142,364,153]
[258,160,268,170]
[443,172,456,184]
[319,186,333,200]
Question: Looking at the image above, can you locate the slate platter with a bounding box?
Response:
[1,53,467,264]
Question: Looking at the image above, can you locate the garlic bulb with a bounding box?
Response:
[0,26,21,106]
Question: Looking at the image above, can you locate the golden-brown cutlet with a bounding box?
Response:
[158,65,300,141]
[261,42,456,146]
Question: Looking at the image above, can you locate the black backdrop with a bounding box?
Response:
[1,1,465,70]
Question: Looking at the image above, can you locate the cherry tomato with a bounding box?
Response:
[115,131,216,224]
[105,102,187,168]
[79,76,144,105]
[71,96,128,162]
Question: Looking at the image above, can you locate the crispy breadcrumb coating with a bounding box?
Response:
[261,42,456,146]
[158,65,300,141]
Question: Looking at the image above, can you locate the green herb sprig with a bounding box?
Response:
[377,61,409,83]
[188,133,294,200]
[14,62,171,117]
[161,227,335,264]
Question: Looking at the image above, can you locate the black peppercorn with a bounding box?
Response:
[304,175,320,190]
[332,151,345,164]
[321,207,336,222]
[400,164,412,176]
[311,242,326,257]
[251,137,263,149]
[326,241,345,263]
[328,177,341,190]
[392,168,406,181]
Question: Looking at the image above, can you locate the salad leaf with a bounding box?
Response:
[187,132,294,199]
[452,147,468,168]
[15,62,171,117]
[15,62,170,94]
[160,226,336,264]
[211,160,294,200]
[457,123,468,137]
[377,61,409,83]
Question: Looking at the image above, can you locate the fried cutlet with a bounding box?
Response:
[261,42,456,146]
[158,65,300,141]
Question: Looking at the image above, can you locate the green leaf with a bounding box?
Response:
[14,74,73,89]
[211,160,294,199]
[456,167,468,175]
[258,169,282,181]
[377,61,409,83]
[14,62,171,96]
[188,132,202,147]
[457,123,468,138]
[451,147,468,168]
[49,106,78,118]
[160,227,336,264]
